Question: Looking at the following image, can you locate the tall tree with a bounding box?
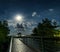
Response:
[0,20,10,52]
[32,18,57,37]
[0,20,9,41]
[32,18,58,52]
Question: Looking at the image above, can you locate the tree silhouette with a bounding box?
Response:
[0,20,10,52]
[32,18,58,52]
[32,18,57,37]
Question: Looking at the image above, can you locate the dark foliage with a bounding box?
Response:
[31,18,58,52]
[32,18,57,37]
[0,20,10,52]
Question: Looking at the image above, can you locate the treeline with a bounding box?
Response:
[0,20,10,52]
[32,18,58,37]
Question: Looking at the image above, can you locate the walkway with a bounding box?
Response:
[11,38,37,52]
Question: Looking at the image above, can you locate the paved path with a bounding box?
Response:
[11,38,36,52]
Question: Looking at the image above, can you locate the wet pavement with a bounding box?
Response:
[11,38,37,52]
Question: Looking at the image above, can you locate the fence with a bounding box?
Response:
[9,36,60,52]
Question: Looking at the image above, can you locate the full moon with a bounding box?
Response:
[15,15,23,22]
[16,15,22,21]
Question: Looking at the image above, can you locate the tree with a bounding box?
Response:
[0,20,9,41]
[32,18,57,37]
[0,20,10,52]
[31,18,58,52]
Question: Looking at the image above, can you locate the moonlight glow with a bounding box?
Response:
[16,15,22,21]
[15,15,24,22]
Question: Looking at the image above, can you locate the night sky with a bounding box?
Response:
[0,0,60,35]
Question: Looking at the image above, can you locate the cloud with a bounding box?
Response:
[52,19,56,23]
[51,19,60,27]
[8,19,25,27]
[31,21,37,25]
[25,21,37,27]
[8,19,38,35]
[32,12,41,17]
[8,19,37,31]
[32,12,37,17]
[48,9,54,11]
[8,20,17,27]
